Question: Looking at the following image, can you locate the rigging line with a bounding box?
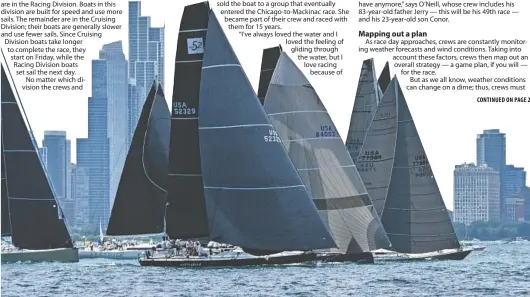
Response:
[2,49,72,235]
[142,84,168,193]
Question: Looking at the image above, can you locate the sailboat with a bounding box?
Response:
[356,74,471,261]
[259,48,390,264]
[1,59,78,263]
[345,58,383,165]
[164,1,210,246]
[139,4,337,267]
[86,80,170,260]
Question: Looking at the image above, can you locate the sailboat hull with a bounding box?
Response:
[139,251,318,268]
[316,252,374,264]
[78,249,141,260]
[374,249,472,262]
[1,247,79,263]
[430,249,472,260]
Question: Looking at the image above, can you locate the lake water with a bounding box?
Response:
[2,242,529,297]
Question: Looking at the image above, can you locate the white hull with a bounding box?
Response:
[1,247,79,263]
[373,247,472,262]
[79,249,142,260]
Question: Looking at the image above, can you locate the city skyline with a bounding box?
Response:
[3,0,529,214]
[454,129,528,225]
[39,123,530,227]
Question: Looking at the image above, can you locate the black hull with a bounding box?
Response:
[139,252,317,268]
[316,252,374,264]
[431,249,472,260]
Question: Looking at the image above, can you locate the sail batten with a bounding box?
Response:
[1,63,73,249]
[198,13,336,253]
[107,82,170,236]
[358,76,459,254]
[165,1,211,239]
[263,51,390,253]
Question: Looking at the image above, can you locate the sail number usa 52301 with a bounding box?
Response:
[264,129,281,143]
[173,102,196,116]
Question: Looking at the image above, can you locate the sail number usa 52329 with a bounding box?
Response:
[264,129,281,143]
[173,102,196,115]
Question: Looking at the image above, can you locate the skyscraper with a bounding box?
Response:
[476,129,507,217]
[72,164,90,229]
[454,163,500,225]
[504,165,526,200]
[127,1,165,144]
[66,140,71,199]
[42,131,67,199]
[99,41,128,208]
[75,59,110,233]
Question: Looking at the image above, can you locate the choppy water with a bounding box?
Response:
[2,242,529,297]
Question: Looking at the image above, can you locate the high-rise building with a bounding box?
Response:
[504,165,526,202]
[75,59,110,234]
[454,163,500,225]
[127,1,165,144]
[127,83,139,146]
[89,59,110,231]
[42,131,67,199]
[99,41,129,208]
[148,27,164,88]
[66,140,71,198]
[505,195,525,222]
[63,162,75,225]
[523,187,530,221]
[476,129,507,217]
[37,147,48,169]
[72,164,90,230]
